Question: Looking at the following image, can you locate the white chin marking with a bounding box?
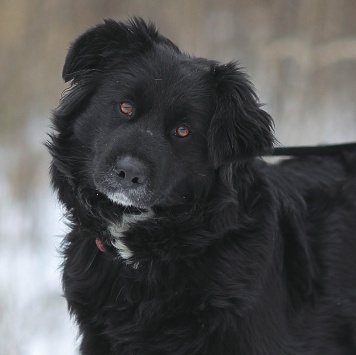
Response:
[107,192,135,207]
[108,209,154,266]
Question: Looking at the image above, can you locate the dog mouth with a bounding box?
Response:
[94,173,153,208]
[106,191,137,207]
[105,188,152,208]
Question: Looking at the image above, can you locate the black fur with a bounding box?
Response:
[47,18,356,354]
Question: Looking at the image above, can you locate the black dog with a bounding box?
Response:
[47,18,356,354]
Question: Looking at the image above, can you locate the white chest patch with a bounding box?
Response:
[108,209,154,264]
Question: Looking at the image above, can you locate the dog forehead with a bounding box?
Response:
[111,47,210,91]
[144,56,212,105]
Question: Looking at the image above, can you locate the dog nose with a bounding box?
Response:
[115,157,147,188]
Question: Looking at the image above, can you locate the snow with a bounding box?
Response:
[0,131,79,354]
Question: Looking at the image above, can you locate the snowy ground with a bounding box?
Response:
[0,139,79,354]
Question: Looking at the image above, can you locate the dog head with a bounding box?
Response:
[49,18,275,212]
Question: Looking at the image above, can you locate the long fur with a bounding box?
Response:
[47,18,356,354]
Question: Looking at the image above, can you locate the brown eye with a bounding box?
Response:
[120,101,133,116]
[175,125,190,138]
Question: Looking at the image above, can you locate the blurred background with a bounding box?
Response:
[1,0,356,354]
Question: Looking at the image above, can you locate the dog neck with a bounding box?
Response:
[108,208,154,262]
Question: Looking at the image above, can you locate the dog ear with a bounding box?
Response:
[208,62,275,168]
[62,18,159,82]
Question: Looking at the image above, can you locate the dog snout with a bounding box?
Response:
[114,157,147,188]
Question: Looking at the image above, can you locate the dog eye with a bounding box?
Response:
[120,101,133,116]
[175,125,190,138]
